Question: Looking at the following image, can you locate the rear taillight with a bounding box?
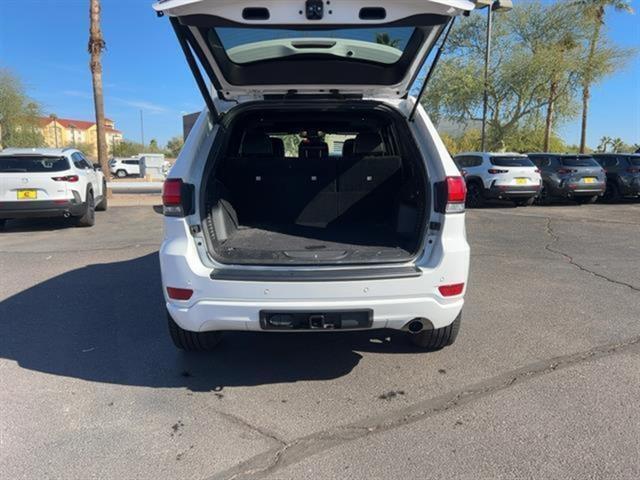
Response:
[438,283,465,297]
[166,287,193,300]
[534,168,541,174]
[446,176,466,213]
[557,168,577,175]
[627,167,640,174]
[52,175,79,182]
[487,168,508,174]
[162,178,189,216]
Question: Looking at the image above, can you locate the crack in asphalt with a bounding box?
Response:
[207,336,640,480]
[478,208,640,226]
[544,218,640,292]
[216,410,287,447]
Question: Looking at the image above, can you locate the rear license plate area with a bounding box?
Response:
[260,310,373,330]
[17,189,37,200]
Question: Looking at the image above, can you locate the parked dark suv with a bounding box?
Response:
[527,154,606,204]
[592,153,640,201]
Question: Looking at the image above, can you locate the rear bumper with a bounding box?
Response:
[166,293,465,333]
[0,200,85,219]
[548,181,606,197]
[487,184,540,199]
[160,216,470,333]
[619,177,640,196]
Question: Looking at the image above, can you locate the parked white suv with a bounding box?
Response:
[155,0,471,351]
[109,157,141,178]
[0,148,107,229]
[453,152,542,207]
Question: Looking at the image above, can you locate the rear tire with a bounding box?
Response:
[514,197,535,207]
[116,169,127,178]
[535,185,552,205]
[168,312,222,351]
[75,192,95,227]
[408,313,461,350]
[96,181,108,211]
[603,182,621,203]
[466,182,485,208]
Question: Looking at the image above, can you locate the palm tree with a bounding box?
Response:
[375,32,401,49]
[611,137,625,153]
[571,0,634,153]
[597,135,612,152]
[89,0,110,190]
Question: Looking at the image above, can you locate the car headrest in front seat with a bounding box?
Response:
[270,137,285,158]
[240,132,273,157]
[342,139,355,157]
[354,132,385,155]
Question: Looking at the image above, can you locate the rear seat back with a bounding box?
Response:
[232,132,291,223]
[289,156,338,226]
[225,131,402,227]
[338,132,402,222]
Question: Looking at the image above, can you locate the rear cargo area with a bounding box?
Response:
[202,105,428,265]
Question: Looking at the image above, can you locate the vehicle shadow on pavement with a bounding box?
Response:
[1,217,78,232]
[0,253,419,392]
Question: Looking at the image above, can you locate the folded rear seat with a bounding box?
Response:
[337,132,402,223]
[232,132,291,223]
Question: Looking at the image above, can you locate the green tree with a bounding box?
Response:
[570,0,634,152]
[166,136,184,158]
[422,8,560,149]
[148,138,161,153]
[112,139,144,157]
[508,1,582,151]
[0,70,46,148]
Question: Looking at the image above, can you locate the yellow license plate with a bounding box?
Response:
[17,189,37,200]
[515,178,527,185]
[583,177,596,184]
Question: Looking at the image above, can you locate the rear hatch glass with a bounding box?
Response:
[155,0,474,101]
[490,157,534,167]
[629,157,640,166]
[0,156,69,173]
[216,27,415,65]
[560,156,599,167]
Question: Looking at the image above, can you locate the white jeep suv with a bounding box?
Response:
[109,157,141,178]
[0,148,107,228]
[155,0,472,351]
[453,152,542,207]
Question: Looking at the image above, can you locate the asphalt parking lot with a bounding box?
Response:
[1,202,639,479]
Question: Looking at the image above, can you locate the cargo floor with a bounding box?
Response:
[215,224,415,265]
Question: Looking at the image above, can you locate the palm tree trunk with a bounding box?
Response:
[89,0,110,196]
[579,8,604,154]
[544,79,558,152]
[579,84,590,153]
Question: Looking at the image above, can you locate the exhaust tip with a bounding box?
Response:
[408,319,424,333]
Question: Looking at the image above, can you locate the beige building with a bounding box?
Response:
[37,116,123,158]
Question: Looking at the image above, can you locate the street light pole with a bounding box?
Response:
[480,3,493,152]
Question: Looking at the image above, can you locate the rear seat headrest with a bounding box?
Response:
[241,132,273,157]
[270,137,285,158]
[299,140,329,159]
[354,132,385,155]
[342,139,355,157]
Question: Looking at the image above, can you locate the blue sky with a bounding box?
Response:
[0,0,638,148]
